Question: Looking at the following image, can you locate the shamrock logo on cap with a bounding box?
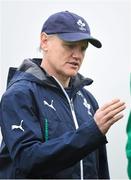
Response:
[77,19,86,31]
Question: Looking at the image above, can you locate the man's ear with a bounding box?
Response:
[40,32,48,51]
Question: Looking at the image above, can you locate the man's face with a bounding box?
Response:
[41,34,88,79]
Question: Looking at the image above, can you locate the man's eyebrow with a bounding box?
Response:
[62,41,76,45]
[63,41,88,48]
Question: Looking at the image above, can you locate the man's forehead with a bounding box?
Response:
[47,34,88,47]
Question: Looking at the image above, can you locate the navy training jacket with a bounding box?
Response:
[0,58,110,179]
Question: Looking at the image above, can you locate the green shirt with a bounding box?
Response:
[126,74,131,179]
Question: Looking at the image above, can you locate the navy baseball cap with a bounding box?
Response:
[41,11,102,48]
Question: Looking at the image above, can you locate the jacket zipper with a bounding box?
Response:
[53,76,84,180]
[70,99,84,180]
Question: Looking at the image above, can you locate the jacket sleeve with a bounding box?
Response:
[0,86,107,178]
[97,144,110,179]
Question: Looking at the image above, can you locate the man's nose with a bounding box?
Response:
[72,47,83,59]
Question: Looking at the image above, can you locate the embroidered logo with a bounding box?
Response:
[77,19,86,31]
[83,99,92,116]
[77,91,92,116]
[11,120,24,132]
[43,100,56,111]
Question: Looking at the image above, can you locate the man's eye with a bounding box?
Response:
[63,42,88,51]
[81,46,87,51]
[64,44,75,49]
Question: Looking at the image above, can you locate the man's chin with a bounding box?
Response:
[67,72,78,77]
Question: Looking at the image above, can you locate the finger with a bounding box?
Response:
[103,104,126,120]
[99,99,120,111]
[103,101,125,115]
[99,113,124,134]
[107,113,124,126]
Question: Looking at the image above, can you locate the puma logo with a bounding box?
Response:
[11,120,24,132]
[43,100,56,111]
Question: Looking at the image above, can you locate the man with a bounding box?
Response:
[0,11,125,179]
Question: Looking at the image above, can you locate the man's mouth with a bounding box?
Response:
[67,62,79,67]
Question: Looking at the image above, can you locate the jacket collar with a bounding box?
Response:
[7,58,93,91]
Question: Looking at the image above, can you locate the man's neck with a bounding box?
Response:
[40,60,70,88]
[53,75,70,88]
